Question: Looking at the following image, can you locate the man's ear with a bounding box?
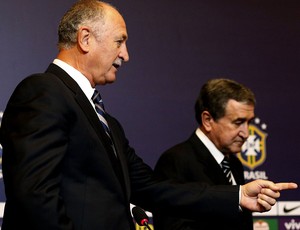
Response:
[201,111,213,132]
[77,27,91,53]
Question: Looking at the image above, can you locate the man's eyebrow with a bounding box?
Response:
[234,117,247,122]
[115,34,127,41]
[234,117,255,122]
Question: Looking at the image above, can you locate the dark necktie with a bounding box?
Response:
[221,157,233,184]
[92,89,117,156]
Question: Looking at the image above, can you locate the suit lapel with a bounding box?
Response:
[229,156,245,185]
[189,133,232,185]
[45,64,111,151]
[107,116,131,198]
[45,64,130,195]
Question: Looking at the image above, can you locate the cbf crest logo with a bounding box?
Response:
[237,117,268,180]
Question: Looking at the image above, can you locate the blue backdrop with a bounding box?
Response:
[0,1,299,229]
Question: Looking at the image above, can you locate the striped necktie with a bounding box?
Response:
[92,89,117,156]
[221,157,233,184]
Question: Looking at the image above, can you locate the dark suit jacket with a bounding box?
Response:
[1,64,241,230]
[153,133,253,230]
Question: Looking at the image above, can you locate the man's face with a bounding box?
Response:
[208,99,255,155]
[88,7,129,86]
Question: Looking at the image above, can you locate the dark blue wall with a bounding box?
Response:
[0,0,299,213]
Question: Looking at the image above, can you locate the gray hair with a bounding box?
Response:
[57,0,114,50]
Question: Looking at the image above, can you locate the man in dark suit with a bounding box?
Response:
[0,1,297,230]
[153,79,258,230]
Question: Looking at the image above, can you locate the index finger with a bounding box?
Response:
[275,182,298,191]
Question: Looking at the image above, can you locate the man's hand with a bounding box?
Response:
[240,180,298,212]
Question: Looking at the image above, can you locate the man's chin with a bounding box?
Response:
[106,78,117,84]
[229,145,243,154]
[104,75,117,84]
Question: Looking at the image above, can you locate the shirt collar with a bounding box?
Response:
[53,59,94,100]
[195,127,225,164]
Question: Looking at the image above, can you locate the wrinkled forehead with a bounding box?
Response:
[101,4,127,36]
[224,100,255,117]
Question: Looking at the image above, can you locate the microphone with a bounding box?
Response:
[132,206,152,230]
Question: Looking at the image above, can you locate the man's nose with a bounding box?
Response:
[120,44,129,62]
[240,124,249,139]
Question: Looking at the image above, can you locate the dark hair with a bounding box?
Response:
[195,78,256,125]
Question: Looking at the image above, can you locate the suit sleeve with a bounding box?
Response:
[108,118,240,221]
